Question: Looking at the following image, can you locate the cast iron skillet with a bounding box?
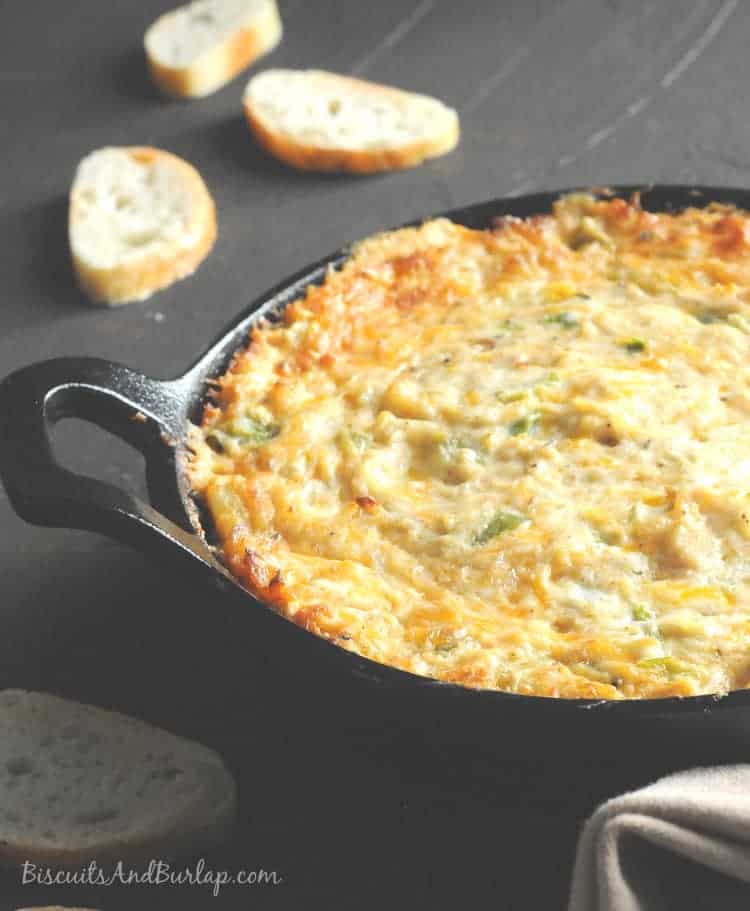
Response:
[3,186,750,752]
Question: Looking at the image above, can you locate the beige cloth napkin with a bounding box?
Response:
[568,765,750,911]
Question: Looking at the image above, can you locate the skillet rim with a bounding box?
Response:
[166,183,750,719]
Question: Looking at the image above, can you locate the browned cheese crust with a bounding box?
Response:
[189,193,750,699]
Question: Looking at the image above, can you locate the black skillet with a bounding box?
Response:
[3,185,750,759]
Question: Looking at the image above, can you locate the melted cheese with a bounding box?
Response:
[188,193,750,699]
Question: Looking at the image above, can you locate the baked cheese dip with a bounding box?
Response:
[189,192,750,700]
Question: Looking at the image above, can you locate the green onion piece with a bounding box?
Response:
[439,434,485,463]
[545,311,579,329]
[444,434,482,453]
[697,311,723,324]
[338,429,372,458]
[727,313,750,334]
[632,604,654,622]
[638,656,691,675]
[509,413,540,436]
[497,389,527,403]
[622,337,646,353]
[207,416,279,454]
[473,510,528,545]
[349,430,372,451]
[225,416,279,443]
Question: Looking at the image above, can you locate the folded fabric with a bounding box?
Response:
[568,765,750,911]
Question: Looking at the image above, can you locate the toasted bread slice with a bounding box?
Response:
[145,0,282,98]
[242,68,460,173]
[0,690,237,869]
[69,146,216,306]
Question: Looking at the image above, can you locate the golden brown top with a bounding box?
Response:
[189,193,750,699]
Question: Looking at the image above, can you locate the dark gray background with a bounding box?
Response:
[2,1,750,908]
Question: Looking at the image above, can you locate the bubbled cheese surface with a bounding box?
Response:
[189,193,750,699]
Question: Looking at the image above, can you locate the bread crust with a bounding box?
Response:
[242,71,460,174]
[0,690,237,871]
[0,798,235,870]
[145,0,282,98]
[69,147,217,306]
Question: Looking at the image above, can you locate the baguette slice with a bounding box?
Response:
[0,690,237,869]
[145,0,282,98]
[69,146,216,306]
[243,69,460,174]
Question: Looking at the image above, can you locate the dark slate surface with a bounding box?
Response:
[2,1,750,908]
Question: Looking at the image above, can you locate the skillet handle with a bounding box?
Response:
[0,357,214,567]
